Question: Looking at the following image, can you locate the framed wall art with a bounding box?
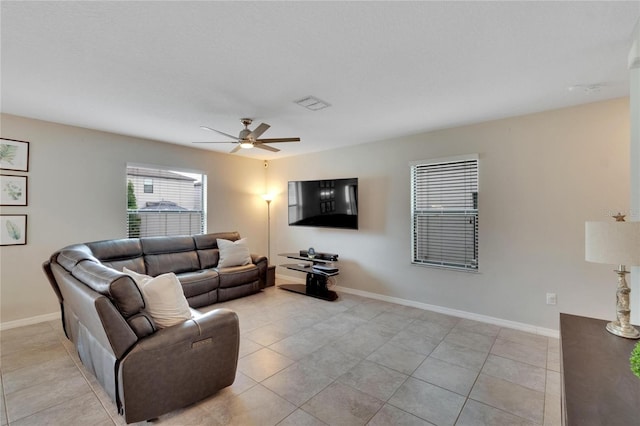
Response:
[0,174,28,206]
[0,138,30,172]
[0,214,27,246]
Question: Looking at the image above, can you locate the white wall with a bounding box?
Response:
[268,98,630,331]
[1,98,630,331]
[0,113,268,324]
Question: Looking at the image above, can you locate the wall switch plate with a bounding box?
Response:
[546,293,557,305]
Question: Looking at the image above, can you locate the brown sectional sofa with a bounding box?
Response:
[43,231,268,423]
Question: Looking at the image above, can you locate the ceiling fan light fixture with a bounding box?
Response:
[195,118,299,154]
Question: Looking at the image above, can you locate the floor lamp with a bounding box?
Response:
[585,214,640,339]
[262,194,273,264]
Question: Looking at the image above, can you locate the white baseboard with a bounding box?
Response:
[334,285,559,339]
[4,279,559,338]
[0,312,60,331]
[275,273,558,338]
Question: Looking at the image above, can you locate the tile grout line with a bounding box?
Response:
[0,321,111,426]
[54,326,118,425]
[1,370,7,426]
[451,325,498,425]
[1,286,562,425]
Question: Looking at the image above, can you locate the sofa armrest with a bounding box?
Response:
[118,308,239,423]
[43,259,67,337]
[251,254,268,288]
[134,308,238,351]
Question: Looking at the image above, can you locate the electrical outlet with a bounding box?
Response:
[546,293,557,305]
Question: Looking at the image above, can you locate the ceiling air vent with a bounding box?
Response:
[294,96,331,111]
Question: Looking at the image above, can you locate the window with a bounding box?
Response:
[143,179,154,193]
[410,155,478,271]
[126,165,206,238]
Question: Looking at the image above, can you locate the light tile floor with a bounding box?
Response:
[1,280,562,425]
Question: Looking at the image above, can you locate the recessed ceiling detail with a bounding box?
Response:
[294,96,331,111]
[568,84,605,94]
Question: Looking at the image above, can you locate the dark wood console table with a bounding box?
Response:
[560,313,640,425]
[278,253,339,301]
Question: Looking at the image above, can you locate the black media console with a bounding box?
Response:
[278,252,339,301]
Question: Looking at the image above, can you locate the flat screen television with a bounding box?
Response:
[288,178,358,230]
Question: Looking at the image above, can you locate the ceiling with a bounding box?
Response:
[2,1,639,159]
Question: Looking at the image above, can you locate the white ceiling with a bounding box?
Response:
[2,1,639,159]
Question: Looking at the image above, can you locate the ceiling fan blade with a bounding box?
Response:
[230,144,242,154]
[248,123,270,140]
[200,126,241,141]
[253,143,280,152]
[255,137,301,143]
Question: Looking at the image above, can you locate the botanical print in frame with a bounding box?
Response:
[0,174,28,206]
[0,138,30,172]
[0,214,27,246]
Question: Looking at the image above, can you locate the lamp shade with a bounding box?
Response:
[585,221,640,266]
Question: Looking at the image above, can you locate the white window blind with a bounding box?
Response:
[126,165,206,238]
[411,156,478,271]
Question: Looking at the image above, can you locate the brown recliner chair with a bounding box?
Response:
[43,239,241,423]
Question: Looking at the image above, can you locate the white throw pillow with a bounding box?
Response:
[216,238,252,268]
[123,268,152,289]
[123,267,192,328]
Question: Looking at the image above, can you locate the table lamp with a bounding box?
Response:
[585,214,640,339]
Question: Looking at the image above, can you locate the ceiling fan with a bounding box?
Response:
[194,118,300,153]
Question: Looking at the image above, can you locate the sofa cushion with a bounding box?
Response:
[194,232,240,249]
[87,239,147,276]
[194,232,240,268]
[145,251,200,276]
[127,312,156,338]
[124,268,152,287]
[218,281,260,302]
[123,268,192,328]
[216,264,259,289]
[57,245,99,271]
[196,249,220,270]
[145,251,198,276]
[87,238,143,262]
[102,257,146,275]
[175,270,219,298]
[217,238,251,268]
[72,260,144,318]
[141,236,200,276]
[184,291,218,308]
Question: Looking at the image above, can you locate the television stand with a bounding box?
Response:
[278,253,339,301]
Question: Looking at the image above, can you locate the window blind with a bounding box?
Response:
[411,157,478,270]
[126,166,206,238]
